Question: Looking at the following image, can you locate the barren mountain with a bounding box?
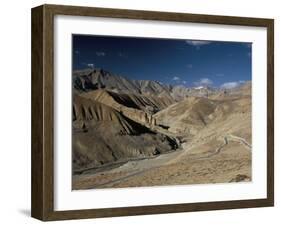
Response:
[72,94,178,172]
[81,89,174,113]
[72,68,252,189]
[229,81,252,96]
[73,68,218,101]
[154,97,218,135]
[155,83,251,137]
[73,68,174,98]
[73,68,138,93]
[170,85,190,101]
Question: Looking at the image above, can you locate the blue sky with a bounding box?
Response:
[73,35,251,88]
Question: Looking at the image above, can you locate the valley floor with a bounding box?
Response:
[73,133,251,189]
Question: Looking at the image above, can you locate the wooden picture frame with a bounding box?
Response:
[31,4,274,221]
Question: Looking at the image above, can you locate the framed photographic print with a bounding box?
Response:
[31,4,274,221]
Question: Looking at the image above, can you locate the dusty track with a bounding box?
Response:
[226,134,252,150]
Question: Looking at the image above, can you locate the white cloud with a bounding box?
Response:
[182,81,187,84]
[96,51,106,57]
[220,82,239,89]
[185,40,211,46]
[195,78,213,86]
[87,63,94,68]
[172,76,180,81]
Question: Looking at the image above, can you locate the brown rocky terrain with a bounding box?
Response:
[72,69,252,190]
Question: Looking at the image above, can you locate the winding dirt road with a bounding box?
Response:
[77,133,251,189]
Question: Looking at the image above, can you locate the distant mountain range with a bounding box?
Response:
[73,68,248,101]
